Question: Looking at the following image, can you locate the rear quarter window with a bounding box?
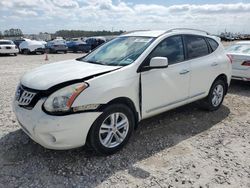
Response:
[207,38,219,52]
[184,35,209,59]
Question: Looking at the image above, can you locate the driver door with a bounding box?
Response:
[140,35,190,118]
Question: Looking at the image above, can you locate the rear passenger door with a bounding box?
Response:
[183,35,217,101]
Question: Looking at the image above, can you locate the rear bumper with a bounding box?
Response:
[13,100,101,150]
[232,68,250,81]
[75,46,91,52]
[0,48,19,54]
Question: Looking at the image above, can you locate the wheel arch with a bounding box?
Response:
[99,97,139,129]
[212,74,229,94]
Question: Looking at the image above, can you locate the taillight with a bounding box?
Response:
[15,45,18,49]
[242,60,250,66]
[227,54,233,64]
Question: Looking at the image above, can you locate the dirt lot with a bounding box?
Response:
[0,52,250,188]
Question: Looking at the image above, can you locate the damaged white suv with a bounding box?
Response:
[13,29,231,155]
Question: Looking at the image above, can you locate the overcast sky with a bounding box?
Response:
[1,0,250,34]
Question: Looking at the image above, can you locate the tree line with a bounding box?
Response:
[0,28,23,38]
[53,30,124,38]
[0,28,124,39]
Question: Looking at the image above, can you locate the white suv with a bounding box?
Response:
[13,29,232,155]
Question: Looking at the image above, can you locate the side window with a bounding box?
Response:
[207,38,219,52]
[185,35,209,59]
[148,36,185,65]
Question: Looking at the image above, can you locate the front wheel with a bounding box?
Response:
[200,79,226,111]
[88,104,135,155]
[22,49,30,55]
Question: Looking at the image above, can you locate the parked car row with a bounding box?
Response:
[0,37,107,56]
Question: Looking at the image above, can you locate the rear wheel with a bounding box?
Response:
[200,79,226,111]
[88,104,135,155]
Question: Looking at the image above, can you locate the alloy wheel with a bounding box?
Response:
[99,112,129,148]
[212,84,224,107]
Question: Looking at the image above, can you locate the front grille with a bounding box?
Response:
[16,86,36,106]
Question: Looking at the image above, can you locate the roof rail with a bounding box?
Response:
[121,30,151,35]
[166,28,210,35]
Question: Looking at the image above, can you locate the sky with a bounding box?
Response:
[1,0,250,34]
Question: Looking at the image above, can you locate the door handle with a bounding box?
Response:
[179,70,190,75]
[211,62,218,67]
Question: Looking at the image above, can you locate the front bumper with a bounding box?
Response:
[51,47,68,52]
[13,100,101,150]
[232,68,250,81]
[33,48,45,53]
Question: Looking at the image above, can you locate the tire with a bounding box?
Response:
[13,53,17,56]
[200,79,226,111]
[88,104,135,155]
[22,49,30,55]
[64,50,67,54]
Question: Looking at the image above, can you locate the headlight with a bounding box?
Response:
[43,82,88,113]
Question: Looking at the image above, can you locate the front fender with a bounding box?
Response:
[72,75,140,114]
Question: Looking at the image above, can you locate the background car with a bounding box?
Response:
[226,41,250,81]
[13,39,25,51]
[66,41,91,53]
[19,39,46,54]
[85,37,106,50]
[0,40,19,56]
[46,39,68,53]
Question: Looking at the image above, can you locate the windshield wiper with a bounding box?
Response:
[85,60,106,65]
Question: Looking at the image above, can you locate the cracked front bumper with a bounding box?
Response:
[13,100,101,150]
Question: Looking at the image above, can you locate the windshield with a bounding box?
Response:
[226,44,250,55]
[79,36,154,66]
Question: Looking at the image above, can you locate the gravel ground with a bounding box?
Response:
[0,52,250,188]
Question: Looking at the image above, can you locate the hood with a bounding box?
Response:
[21,59,120,90]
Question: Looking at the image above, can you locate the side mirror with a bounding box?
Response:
[150,57,168,68]
[140,57,168,72]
